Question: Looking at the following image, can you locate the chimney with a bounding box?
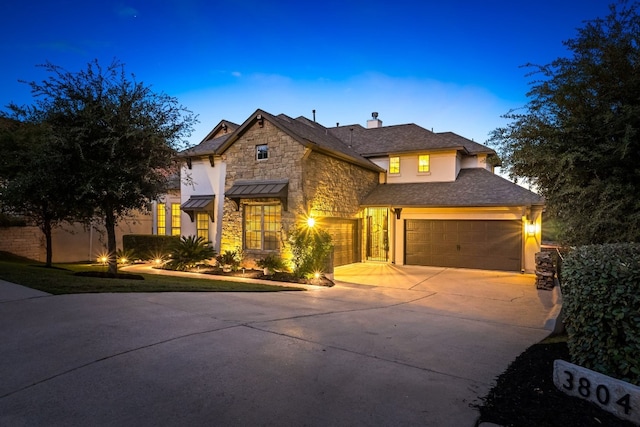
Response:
[367,112,383,128]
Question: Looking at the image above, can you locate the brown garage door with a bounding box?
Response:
[324,218,360,267]
[405,220,522,271]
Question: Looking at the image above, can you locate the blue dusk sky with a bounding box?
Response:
[1,1,612,147]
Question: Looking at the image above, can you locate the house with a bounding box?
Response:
[172,109,544,273]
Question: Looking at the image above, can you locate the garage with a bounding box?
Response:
[323,218,360,267]
[404,219,522,271]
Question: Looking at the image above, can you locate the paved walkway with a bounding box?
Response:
[0,264,559,426]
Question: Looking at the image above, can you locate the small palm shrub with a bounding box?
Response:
[257,254,287,275]
[166,235,216,271]
[216,249,243,271]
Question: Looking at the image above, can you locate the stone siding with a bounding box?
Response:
[0,226,45,261]
[220,121,305,261]
[303,150,379,218]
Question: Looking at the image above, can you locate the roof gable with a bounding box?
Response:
[180,120,238,157]
[216,109,384,173]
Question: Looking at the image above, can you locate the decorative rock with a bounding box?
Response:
[535,251,556,290]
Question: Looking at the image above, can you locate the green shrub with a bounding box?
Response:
[216,249,243,271]
[289,225,333,278]
[561,243,640,385]
[122,234,179,260]
[165,235,216,271]
[257,253,287,273]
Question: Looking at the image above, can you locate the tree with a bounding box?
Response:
[17,59,196,273]
[489,2,640,245]
[0,113,80,266]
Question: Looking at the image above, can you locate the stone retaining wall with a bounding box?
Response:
[0,226,45,261]
[535,251,556,290]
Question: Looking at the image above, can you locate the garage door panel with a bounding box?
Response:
[405,219,522,271]
[324,219,359,267]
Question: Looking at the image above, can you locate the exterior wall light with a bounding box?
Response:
[527,222,536,236]
[307,217,315,228]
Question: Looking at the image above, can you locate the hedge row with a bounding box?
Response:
[122,234,179,260]
[0,213,27,227]
[561,243,640,385]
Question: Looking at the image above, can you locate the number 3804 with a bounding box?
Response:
[562,370,632,415]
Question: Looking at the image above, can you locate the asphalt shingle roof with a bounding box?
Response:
[436,131,495,155]
[361,168,543,207]
[180,120,239,157]
[274,114,381,170]
[329,124,495,157]
[182,133,233,156]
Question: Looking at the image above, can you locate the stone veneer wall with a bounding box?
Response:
[303,150,379,218]
[0,226,45,261]
[219,119,379,267]
[219,121,306,261]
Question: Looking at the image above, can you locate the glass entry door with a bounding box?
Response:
[365,208,389,262]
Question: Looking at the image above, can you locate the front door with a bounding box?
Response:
[365,208,389,262]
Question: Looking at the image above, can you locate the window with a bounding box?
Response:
[157,203,166,235]
[418,154,430,173]
[389,156,400,174]
[256,144,268,160]
[244,204,281,250]
[171,203,181,236]
[196,212,209,241]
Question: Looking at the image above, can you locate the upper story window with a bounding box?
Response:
[418,154,430,173]
[389,156,400,174]
[256,144,268,160]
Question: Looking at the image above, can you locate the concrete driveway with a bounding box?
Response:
[0,264,558,426]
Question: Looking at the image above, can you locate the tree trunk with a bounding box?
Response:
[44,218,53,268]
[39,204,54,268]
[105,210,118,275]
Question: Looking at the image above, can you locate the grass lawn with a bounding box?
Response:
[0,253,303,294]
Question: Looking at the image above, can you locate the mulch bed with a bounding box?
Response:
[476,340,635,427]
[203,269,335,287]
